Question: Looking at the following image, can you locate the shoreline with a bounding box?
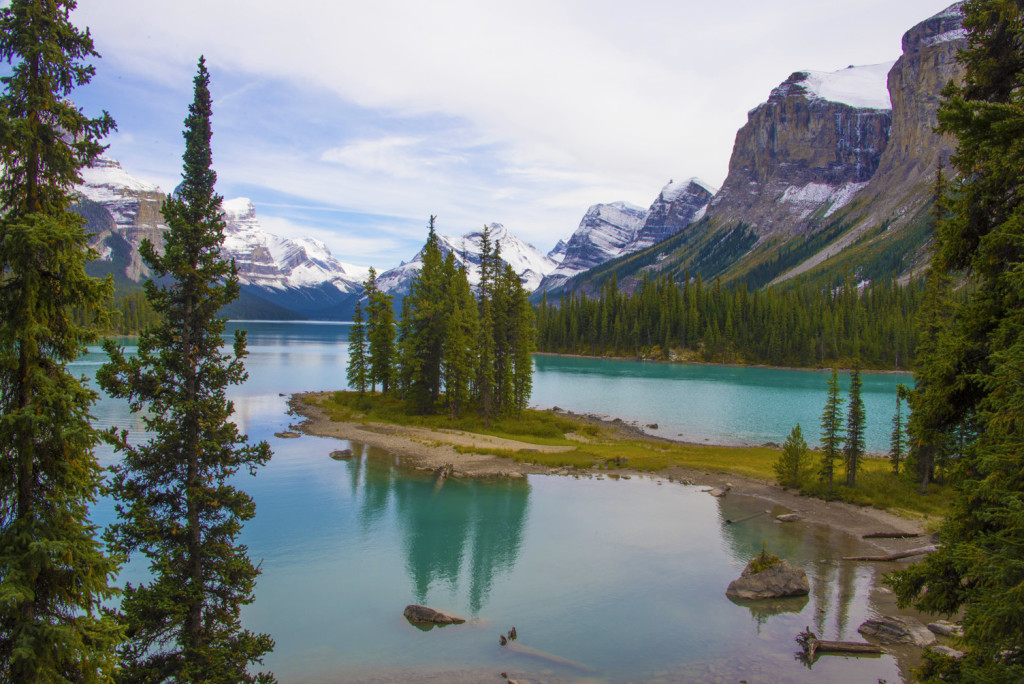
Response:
[289,392,927,554]
[533,350,915,375]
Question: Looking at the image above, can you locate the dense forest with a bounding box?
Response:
[72,289,162,335]
[535,273,930,369]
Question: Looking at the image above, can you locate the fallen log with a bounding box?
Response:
[862,532,923,539]
[843,545,938,562]
[725,510,766,525]
[503,641,595,672]
[796,627,882,662]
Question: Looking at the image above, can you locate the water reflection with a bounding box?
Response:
[340,450,530,615]
[717,496,864,640]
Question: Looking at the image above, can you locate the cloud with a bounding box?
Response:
[70,0,958,264]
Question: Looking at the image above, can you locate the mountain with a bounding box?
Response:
[376,223,557,296]
[76,156,366,319]
[560,2,966,295]
[537,178,714,294]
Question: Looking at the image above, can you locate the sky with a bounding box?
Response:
[66,0,958,271]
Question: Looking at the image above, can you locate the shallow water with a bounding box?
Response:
[73,321,914,682]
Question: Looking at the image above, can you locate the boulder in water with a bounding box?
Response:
[858,615,936,647]
[403,605,465,626]
[726,556,809,600]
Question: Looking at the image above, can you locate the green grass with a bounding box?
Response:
[311,391,952,520]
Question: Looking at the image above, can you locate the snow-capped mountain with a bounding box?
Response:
[221,198,368,293]
[375,223,557,296]
[74,156,366,319]
[537,180,715,294]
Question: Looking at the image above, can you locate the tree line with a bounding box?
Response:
[0,3,273,680]
[348,221,535,423]
[536,273,931,370]
[72,289,163,335]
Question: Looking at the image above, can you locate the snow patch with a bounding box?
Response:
[799,62,894,110]
[779,181,868,217]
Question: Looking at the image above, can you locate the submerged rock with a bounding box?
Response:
[776,513,802,522]
[274,431,300,439]
[858,615,936,647]
[726,558,809,600]
[403,605,465,626]
[329,449,353,460]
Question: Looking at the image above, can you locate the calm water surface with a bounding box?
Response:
[73,321,913,682]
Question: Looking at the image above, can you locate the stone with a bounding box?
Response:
[776,513,802,522]
[725,558,809,600]
[274,431,300,439]
[329,448,353,460]
[402,605,465,626]
[930,645,965,659]
[709,486,731,497]
[646,423,659,429]
[927,620,964,637]
[858,615,936,647]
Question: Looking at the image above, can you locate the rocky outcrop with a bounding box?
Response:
[858,615,937,647]
[725,558,809,600]
[706,62,893,237]
[403,605,466,626]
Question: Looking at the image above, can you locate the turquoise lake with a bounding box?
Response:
[73,320,916,683]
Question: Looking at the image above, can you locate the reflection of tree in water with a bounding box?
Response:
[353,447,394,532]
[467,480,529,614]
[387,471,530,611]
[716,498,859,635]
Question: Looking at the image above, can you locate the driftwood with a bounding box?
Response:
[843,545,938,562]
[503,641,594,672]
[725,510,767,525]
[796,627,882,663]
[862,532,923,539]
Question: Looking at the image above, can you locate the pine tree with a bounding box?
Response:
[818,368,844,489]
[774,424,808,488]
[889,3,1024,680]
[97,58,275,683]
[400,217,447,412]
[347,301,369,395]
[0,0,123,678]
[889,388,906,475]
[476,225,497,426]
[440,255,477,420]
[843,367,865,487]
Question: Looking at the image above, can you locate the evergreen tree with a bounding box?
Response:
[440,255,477,420]
[889,3,1024,680]
[510,271,536,417]
[364,267,396,395]
[346,301,369,395]
[476,225,497,426]
[843,367,865,487]
[0,0,124,678]
[889,387,906,475]
[400,217,446,412]
[774,424,808,488]
[97,58,275,683]
[819,368,844,489]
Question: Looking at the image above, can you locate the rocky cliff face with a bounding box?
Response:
[773,2,967,283]
[706,61,894,236]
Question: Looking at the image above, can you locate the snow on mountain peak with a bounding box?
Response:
[796,62,895,110]
[222,197,256,220]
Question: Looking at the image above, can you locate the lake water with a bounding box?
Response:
[74,321,915,683]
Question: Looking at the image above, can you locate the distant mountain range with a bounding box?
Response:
[74,2,966,318]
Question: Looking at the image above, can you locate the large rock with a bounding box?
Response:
[858,615,936,647]
[725,558,809,600]
[403,605,466,626]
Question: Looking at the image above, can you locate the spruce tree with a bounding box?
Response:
[476,225,497,426]
[97,58,275,683]
[364,267,395,395]
[889,3,1024,680]
[889,388,905,475]
[843,367,865,487]
[818,368,844,489]
[346,301,369,395]
[440,255,477,420]
[0,1,124,679]
[774,424,808,489]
